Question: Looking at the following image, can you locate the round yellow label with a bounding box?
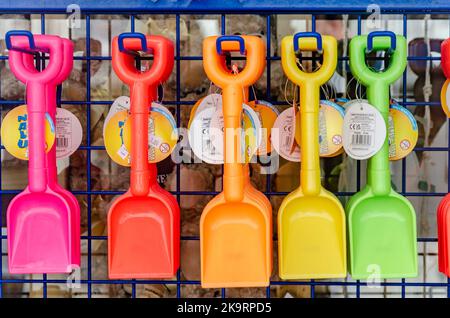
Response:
[440,79,450,118]
[123,106,178,164]
[1,105,55,160]
[294,100,345,157]
[248,100,279,155]
[388,103,418,161]
[103,110,130,166]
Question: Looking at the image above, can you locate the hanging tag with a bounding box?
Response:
[1,105,55,160]
[103,110,130,166]
[187,93,222,130]
[271,107,301,162]
[440,79,450,118]
[188,102,260,164]
[294,100,345,157]
[122,104,178,163]
[209,104,262,163]
[248,100,279,155]
[55,108,83,159]
[103,96,130,135]
[388,103,418,161]
[342,99,386,160]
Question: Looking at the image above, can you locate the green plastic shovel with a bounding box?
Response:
[347,31,417,279]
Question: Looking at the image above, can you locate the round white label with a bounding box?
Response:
[270,107,301,162]
[56,108,83,159]
[342,100,386,160]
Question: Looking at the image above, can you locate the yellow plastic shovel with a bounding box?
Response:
[278,32,346,279]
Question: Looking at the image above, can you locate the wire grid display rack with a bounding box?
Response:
[1,0,450,298]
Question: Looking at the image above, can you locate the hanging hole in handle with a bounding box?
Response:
[5,30,45,55]
[293,32,324,74]
[364,31,397,73]
[216,36,248,75]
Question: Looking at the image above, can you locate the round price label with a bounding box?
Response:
[388,103,418,161]
[440,79,450,118]
[103,110,130,166]
[1,105,55,160]
[55,108,83,159]
[271,107,300,162]
[123,105,178,164]
[342,100,386,160]
[188,103,260,164]
[248,100,279,155]
[294,100,345,158]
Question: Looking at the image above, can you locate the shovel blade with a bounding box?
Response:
[201,202,270,288]
[278,195,346,279]
[348,195,417,279]
[8,193,72,274]
[108,196,178,279]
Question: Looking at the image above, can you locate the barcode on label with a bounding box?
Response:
[351,134,372,146]
[57,137,69,148]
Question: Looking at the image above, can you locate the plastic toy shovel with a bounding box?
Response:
[11,32,81,267]
[278,32,346,279]
[347,31,417,279]
[108,33,179,278]
[201,35,271,288]
[7,33,73,273]
[437,38,450,277]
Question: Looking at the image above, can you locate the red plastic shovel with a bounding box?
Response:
[108,33,179,278]
[438,38,450,277]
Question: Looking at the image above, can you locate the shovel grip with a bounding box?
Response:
[112,33,174,97]
[203,35,265,89]
[442,38,450,79]
[8,33,64,85]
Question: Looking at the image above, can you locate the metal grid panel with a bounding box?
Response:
[0,3,449,298]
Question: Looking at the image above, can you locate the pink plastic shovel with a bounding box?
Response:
[6,32,74,273]
[18,36,80,268]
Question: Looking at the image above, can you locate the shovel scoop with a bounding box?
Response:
[6,32,74,273]
[108,33,179,279]
[278,32,346,279]
[347,31,417,279]
[200,35,271,288]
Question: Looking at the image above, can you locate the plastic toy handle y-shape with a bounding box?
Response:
[203,35,265,202]
[7,32,63,193]
[112,33,174,196]
[281,32,337,196]
[349,31,407,196]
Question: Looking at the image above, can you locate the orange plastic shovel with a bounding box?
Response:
[200,35,271,288]
[108,33,179,279]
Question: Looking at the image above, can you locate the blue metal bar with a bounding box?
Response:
[2,1,450,13]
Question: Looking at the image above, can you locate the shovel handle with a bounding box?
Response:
[442,38,450,79]
[203,35,265,202]
[281,33,337,196]
[8,33,64,192]
[112,33,174,196]
[349,32,407,196]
